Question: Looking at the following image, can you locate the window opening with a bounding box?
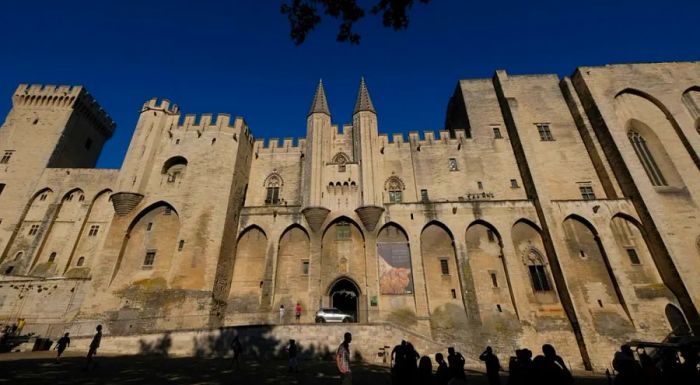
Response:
[536,123,554,141]
[440,259,449,275]
[143,251,156,267]
[626,248,641,265]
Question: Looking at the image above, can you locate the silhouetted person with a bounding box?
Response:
[612,345,642,385]
[638,350,661,385]
[391,340,407,384]
[532,344,572,385]
[231,335,242,369]
[447,347,466,380]
[54,333,70,362]
[659,349,681,385]
[85,325,102,370]
[678,346,699,385]
[507,348,533,385]
[295,302,302,323]
[336,332,352,385]
[480,346,501,385]
[417,355,433,385]
[435,353,450,385]
[287,339,299,372]
[406,342,420,374]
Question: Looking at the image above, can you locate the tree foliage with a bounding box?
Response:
[280,0,432,45]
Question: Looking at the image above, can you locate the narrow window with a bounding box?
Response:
[84,138,93,150]
[448,158,458,171]
[579,250,587,259]
[175,139,180,145]
[39,193,48,201]
[486,230,495,242]
[14,251,23,261]
[65,193,73,202]
[626,248,641,265]
[496,304,502,312]
[77,256,85,267]
[490,272,498,288]
[420,189,429,202]
[143,251,156,267]
[628,131,667,186]
[0,151,13,164]
[147,222,153,231]
[88,225,99,236]
[178,240,185,251]
[78,194,85,202]
[28,224,40,236]
[450,289,457,299]
[493,127,502,139]
[33,119,39,125]
[510,179,519,188]
[336,222,351,240]
[0,183,5,196]
[528,265,551,292]
[265,186,280,204]
[597,299,604,308]
[48,252,56,263]
[477,181,483,190]
[302,260,310,275]
[388,190,402,203]
[579,185,596,200]
[440,259,449,275]
[536,123,554,141]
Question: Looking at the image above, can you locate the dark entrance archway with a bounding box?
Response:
[665,304,690,335]
[329,278,360,323]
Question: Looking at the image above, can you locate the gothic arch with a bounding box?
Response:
[467,219,503,246]
[681,86,700,119]
[332,152,350,164]
[238,224,267,241]
[263,172,284,187]
[384,175,406,191]
[322,216,365,241]
[61,188,85,202]
[512,218,542,234]
[320,216,366,304]
[273,224,310,309]
[230,225,269,312]
[110,201,180,286]
[421,221,463,315]
[616,88,700,170]
[161,156,188,174]
[377,223,414,295]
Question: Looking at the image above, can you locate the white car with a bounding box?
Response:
[314,308,354,323]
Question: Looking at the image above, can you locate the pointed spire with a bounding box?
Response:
[353,77,376,115]
[308,79,331,116]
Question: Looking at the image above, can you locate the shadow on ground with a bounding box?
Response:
[0,351,610,385]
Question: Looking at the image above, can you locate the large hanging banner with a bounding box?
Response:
[377,242,414,295]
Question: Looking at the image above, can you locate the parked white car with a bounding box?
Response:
[314,308,354,323]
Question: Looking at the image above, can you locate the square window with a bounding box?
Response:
[28,224,40,236]
[143,251,156,267]
[626,248,641,265]
[336,222,351,240]
[88,225,99,237]
[579,185,596,200]
[302,260,310,275]
[388,191,402,203]
[440,259,449,275]
[536,124,554,141]
[493,127,502,139]
[510,179,519,188]
[420,189,429,202]
[448,158,458,171]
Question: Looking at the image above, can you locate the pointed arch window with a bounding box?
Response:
[628,131,667,186]
[265,174,281,205]
[332,153,349,172]
[525,248,551,292]
[385,176,405,203]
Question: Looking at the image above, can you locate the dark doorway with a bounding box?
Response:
[330,278,359,322]
[665,304,690,335]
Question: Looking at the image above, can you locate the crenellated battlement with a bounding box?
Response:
[141,97,179,114]
[254,136,306,154]
[377,129,469,149]
[12,84,115,135]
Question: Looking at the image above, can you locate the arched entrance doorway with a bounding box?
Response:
[329,278,360,323]
[665,304,690,335]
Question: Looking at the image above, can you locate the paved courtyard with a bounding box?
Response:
[0,350,610,385]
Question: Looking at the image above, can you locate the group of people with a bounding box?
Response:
[389,340,467,385]
[498,344,573,385]
[612,344,699,385]
[279,302,303,324]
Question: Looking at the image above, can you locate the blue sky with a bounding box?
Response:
[1,0,698,169]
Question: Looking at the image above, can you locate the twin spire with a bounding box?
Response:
[308,78,376,117]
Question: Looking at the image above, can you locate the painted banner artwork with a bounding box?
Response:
[377,242,414,294]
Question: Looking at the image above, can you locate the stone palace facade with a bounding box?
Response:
[0,61,699,369]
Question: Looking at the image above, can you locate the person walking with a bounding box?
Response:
[231,335,242,370]
[479,346,502,385]
[447,346,466,380]
[279,304,286,324]
[54,332,71,362]
[85,325,102,370]
[295,302,302,323]
[287,339,299,372]
[336,332,352,385]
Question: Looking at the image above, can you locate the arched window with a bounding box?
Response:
[77,256,86,267]
[265,174,281,205]
[628,131,667,186]
[385,176,404,203]
[161,156,188,184]
[48,252,57,263]
[332,153,349,172]
[525,248,551,292]
[14,251,23,261]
